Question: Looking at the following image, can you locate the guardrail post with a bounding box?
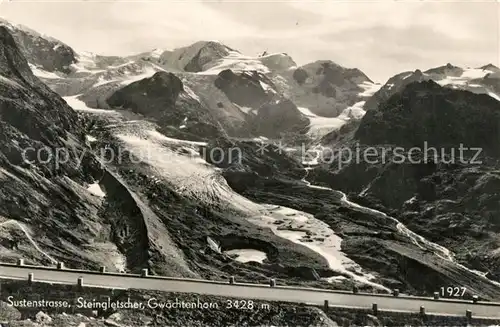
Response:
[433,292,439,300]
[229,276,235,284]
[269,279,276,287]
[17,258,24,266]
[472,295,479,303]
[99,266,107,273]
[28,273,34,285]
[141,268,148,277]
[323,300,329,312]
[352,285,358,294]
[77,277,84,290]
[466,310,472,322]
[420,306,425,316]
[392,289,399,297]
[57,262,64,270]
[372,303,378,316]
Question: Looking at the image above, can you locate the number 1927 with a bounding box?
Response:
[440,286,467,297]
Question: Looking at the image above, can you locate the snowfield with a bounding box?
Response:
[28,63,61,79]
[358,81,382,97]
[200,51,271,75]
[299,100,367,138]
[430,67,500,101]
[63,95,119,115]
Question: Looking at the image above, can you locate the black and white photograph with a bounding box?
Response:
[0,0,499,326]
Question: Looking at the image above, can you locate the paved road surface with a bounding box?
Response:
[1,264,500,318]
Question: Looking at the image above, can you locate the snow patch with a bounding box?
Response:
[29,63,61,79]
[436,68,491,88]
[461,68,491,79]
[234,104,253,114]
[150,48,164,59]
[108,61,135,70]
[404,196,417,205]
[120,67,158,86]
[250,204,390,292]
[358,81,382,97]
[93,76,119,87]
[297,107,317,117]
[0,75,21,88]
[183,85,201,102]
[337,101,366,120]
[87,183,106,197]
[488,92,500,101]
[307,117,346,138]
[147,130,207,146]
[179,117,188,129]
[63,95,119,115]
[225,249,267,263]
[304,101,366,138]
[259,80,276,93]
[200,51,271,75]
[85,135,97,143]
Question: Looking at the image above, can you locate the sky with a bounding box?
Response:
[0,0,498,82]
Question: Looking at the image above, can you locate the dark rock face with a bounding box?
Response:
[0,20,77,73]
[250,99,309,138]
[363,70,429,111]
[214,69,272,108]
[356,80,500,156]
[313,61,372,98]
[213,69,309,138]
[107,72,223,141]
[107,72,184,115]
[293,67,308,85]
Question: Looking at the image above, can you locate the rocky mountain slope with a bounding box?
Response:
[310,80,500,294]
[0,18,77,74]
[0,20,381,142]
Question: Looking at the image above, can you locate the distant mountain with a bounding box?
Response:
[0,19,380,141]
[357,80,500,156]
[0,18,77,74]
[365,63,500,111]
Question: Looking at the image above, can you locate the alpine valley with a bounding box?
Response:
[1,17,500,313]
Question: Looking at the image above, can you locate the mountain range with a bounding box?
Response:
[1,16,500,308]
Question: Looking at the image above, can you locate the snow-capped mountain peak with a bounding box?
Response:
[365,63,500,111]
